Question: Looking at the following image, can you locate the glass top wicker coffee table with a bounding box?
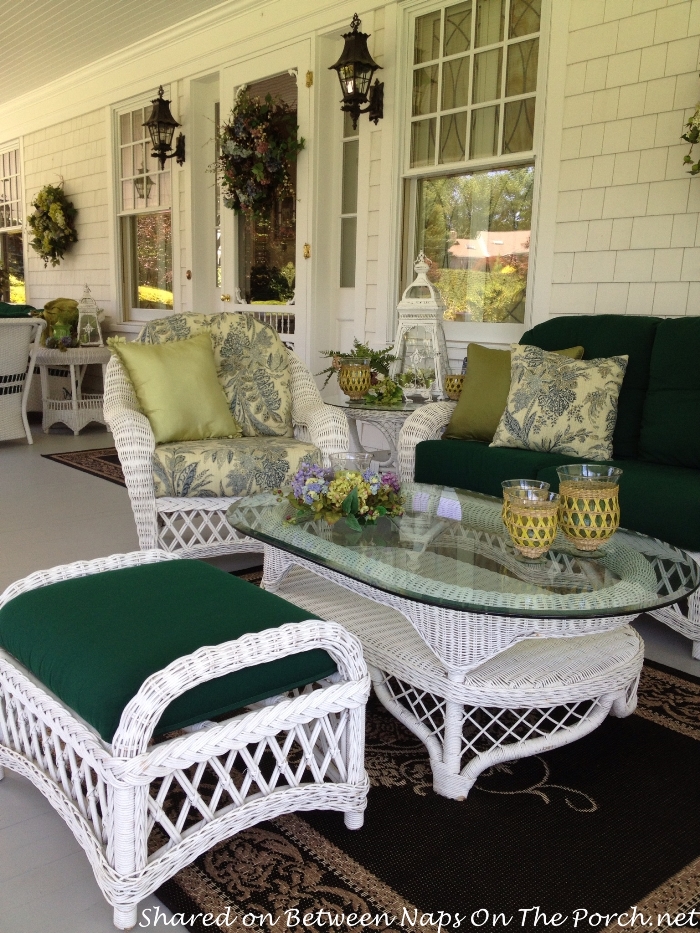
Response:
[228,484,699,800]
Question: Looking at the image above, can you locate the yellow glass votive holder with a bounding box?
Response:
[444,373,465,400]
[338,358,371,400]
[501,479,550,525]
[504,490,560,559]
[556,464,622,552]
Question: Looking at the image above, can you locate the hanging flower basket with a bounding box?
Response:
[27,182,78,267]
[216,89,304,216]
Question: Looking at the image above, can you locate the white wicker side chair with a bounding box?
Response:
[0,551,370,930]
[104,313,349,558]
[0,317,45,445]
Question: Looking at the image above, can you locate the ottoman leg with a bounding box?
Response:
[344,810,364,830]
[113,904,138,930]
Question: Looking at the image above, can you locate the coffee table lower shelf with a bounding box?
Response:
[265,561,644,800]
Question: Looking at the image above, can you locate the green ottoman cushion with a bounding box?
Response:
[0,302,37,317]
[414,439,585,499]
[521,314,659,459]
[0,560,336,743]
[537,459,700,552]
[639,317,700,469]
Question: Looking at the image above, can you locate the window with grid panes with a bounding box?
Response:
[118,100,173,317]
[340,111,359,288]
[0,148,25,304]
[410,0,540,167]
[404,0,538,324]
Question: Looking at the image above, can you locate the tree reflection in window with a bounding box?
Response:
[415,164,533,322]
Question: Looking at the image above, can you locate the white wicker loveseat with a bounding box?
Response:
[0,551,370,930]
[104,312,349,558]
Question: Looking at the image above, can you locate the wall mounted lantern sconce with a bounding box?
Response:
[143,86,186,170]
[329,14,384,130]
[134,170,155,201]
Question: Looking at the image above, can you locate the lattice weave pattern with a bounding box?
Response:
[0,551,370,930]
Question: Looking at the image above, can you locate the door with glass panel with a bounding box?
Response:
[220,42,311,360]
[404,0,542,345]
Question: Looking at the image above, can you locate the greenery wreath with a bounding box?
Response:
[216,89,304,216]
[27,182,78,267]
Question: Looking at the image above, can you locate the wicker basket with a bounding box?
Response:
[338,359,371,400]
[444,373,465,400]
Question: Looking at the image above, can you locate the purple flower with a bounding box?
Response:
[381,472,401,493]
[291,462,330,505]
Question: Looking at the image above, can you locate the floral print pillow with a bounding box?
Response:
[490,345,628,460]
[137,312,293,438]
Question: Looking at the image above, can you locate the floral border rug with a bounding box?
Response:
[42,446,125,487]
[155,662,700,933]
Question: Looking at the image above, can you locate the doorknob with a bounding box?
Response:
[220,294,231,302]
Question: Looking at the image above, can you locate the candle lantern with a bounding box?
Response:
[390,253,449,400]
[76,284,103,347]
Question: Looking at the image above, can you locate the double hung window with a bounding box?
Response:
[0,147,24,304]
[117,99,173,319]
[404,0,540,324]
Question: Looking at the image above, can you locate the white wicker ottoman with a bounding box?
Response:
[0,551,370,930]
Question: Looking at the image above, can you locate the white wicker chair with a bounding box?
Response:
[104,333,349,558]
[0,551,370,930]
[0,317,45,445]
[396,402,700,658]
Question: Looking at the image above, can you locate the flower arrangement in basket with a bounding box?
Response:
[27,182,78,267]
[318,340,404,404]
[284,461,403,531]
[216,89,305,216]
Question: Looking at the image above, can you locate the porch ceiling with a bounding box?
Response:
[0,0,225,106]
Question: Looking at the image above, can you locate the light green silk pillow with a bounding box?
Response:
[113,333,242,444]
[444,343,585,443]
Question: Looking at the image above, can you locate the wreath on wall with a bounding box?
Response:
[27,182,78,267]
[216,89,304,216]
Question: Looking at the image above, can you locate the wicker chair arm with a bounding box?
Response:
[111,620,369,758]
[0,551,176,610]
[398,401,456,482]
[294,404,349,465]
[103,355,140,421]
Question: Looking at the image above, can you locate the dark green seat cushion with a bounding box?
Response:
[537,459,700,552]
[0,560,336,743]
[521,314,659,459]
[639,317,700,469]
[0,302,37,317]
[414,439,584,499]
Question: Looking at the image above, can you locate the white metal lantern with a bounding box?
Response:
[390,253,449,400]
[76,284,103,347]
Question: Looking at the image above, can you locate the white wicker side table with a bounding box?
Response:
[228,485,700,800]
[327,396,426,472]
[36,345,111,435]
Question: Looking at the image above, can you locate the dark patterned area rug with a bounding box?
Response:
[154,662,700,933]
[42,446,125,487]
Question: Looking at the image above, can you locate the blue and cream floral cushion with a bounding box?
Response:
[138,312,293,438]
[490,344,628,460]
[152,437,321,498]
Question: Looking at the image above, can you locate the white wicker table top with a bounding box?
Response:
[36,346,111,365]
[227,483,699,620]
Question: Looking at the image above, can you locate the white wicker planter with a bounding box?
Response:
[0,551,370,930]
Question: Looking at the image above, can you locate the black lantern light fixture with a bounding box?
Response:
[143,86,186,170]
[329,14,384,130]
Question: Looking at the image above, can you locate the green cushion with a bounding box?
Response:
[536,459,700,552]
[638,317,700,469]
[414,438,585,499]
[0,561,336,743]
[444,343,584,443]
[0,302,36,317]
[113,333,243,445]
[521,315,660,459]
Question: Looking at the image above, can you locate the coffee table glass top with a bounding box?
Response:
[227,483,699,619]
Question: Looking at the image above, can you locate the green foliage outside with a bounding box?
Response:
[9,274,25,305]
[138,285,173,308]
[416,166,533,323]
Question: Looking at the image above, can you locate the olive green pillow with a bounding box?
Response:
[113,333,242,444]
[444,343,585,443]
